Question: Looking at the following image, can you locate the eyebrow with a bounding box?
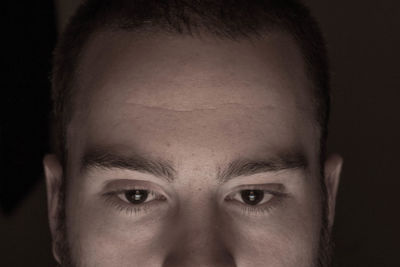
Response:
[216,152,308,183]
[81,148,176,182]
[81,147,307,183]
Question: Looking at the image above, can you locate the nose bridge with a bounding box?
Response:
[162,198,236,267]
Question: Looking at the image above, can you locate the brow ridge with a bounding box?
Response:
[81,148,176,182]
[217,153,308,183]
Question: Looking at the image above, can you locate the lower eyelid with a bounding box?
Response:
[104,194,153,215]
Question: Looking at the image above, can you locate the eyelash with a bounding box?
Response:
[103,188,165,216]
[238,194,284,215]
[103,186,287,216]
[225,187,288,215]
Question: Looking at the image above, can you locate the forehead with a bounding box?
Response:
[75,30,312,110]
[68,30,318,166]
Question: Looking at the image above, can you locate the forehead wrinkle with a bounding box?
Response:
[121,101,277,113]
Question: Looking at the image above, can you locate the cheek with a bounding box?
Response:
[224,193,322,266]
[64,187,174,266]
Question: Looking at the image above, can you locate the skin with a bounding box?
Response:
[44,30,342,267]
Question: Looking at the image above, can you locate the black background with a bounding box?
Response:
[1,0,399,266]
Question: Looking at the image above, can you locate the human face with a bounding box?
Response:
[44,31,341,267]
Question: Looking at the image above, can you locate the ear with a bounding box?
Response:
[324,154,343,230]
[43,154,63,264]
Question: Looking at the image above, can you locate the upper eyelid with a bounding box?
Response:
[110,187,158,194]
[118,189,161,199]
[102,187,151,197]
[106,189,165,203]
[102,179,165,193]
[234,183,285,189]
[104,186,170,205]
[230,189,279,195]
[227,189,281,201]
[226,184,287,195]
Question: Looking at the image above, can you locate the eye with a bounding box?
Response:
[228,189,274,206]
[117,189,164,205]
[101,180,169,216]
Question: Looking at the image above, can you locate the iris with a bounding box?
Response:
[125,190,148,204]
[240,190,264,205]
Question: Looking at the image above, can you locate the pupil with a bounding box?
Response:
[240,190,264,205]
[125,190,148,204]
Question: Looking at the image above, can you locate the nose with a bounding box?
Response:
[162,203,236,267]
[163,231,236,266]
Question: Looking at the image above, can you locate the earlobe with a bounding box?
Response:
[324,154,343,230]
[43,154,63,263]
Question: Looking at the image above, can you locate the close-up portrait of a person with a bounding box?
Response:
[1,0,399,267]
[44,1,342,266]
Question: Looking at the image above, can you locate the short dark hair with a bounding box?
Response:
[51,0,330,167]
